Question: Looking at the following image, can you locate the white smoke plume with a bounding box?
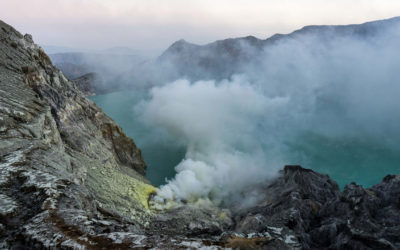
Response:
[139,78,287,205]
[136,21,400,207]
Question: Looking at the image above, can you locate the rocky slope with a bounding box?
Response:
[0,19,149,248]
[234,166,400,249]
[1,20,400,249]
[71,73,109,96]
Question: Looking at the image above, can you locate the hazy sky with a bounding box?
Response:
[1,0,400,54]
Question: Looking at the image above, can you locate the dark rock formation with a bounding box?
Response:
[234,165,400,249]
[71,72,108,96]
[157,36,264,80]
[1,19,399,249]
[52,61,90,80]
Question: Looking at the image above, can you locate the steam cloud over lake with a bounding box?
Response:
[134,21,400,207]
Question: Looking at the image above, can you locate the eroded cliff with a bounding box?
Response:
[0,19,153,248]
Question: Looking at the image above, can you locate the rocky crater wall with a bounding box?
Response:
[0,20,399,249]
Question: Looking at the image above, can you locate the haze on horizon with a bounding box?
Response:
[1,0,400,55]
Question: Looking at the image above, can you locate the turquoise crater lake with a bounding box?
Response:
[91,90,400,188]
[90,90,186,186]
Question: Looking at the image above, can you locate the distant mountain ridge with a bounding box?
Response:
[48,52,146,94]
[157,16,400,81]
[48,16,400,95]
[163,16,400,54]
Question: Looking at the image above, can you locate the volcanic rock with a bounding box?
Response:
[1,19,399,249]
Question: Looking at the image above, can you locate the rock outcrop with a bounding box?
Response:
[0,19,151,248]
[71,73,108,96]
[1,20,399,249]
[234,166,400,249]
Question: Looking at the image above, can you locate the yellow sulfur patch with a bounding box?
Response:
[81,155,158,225]
[130,180,157,209]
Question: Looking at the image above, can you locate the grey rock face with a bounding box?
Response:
[0,19,151,248]
[71,72,108,96]
[234,166,400,249]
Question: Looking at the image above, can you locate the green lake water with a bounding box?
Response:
[90,91,186,186]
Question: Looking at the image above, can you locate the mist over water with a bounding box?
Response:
[91,20,400,207]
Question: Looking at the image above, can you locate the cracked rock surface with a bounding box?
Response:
[234,166,400,249]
